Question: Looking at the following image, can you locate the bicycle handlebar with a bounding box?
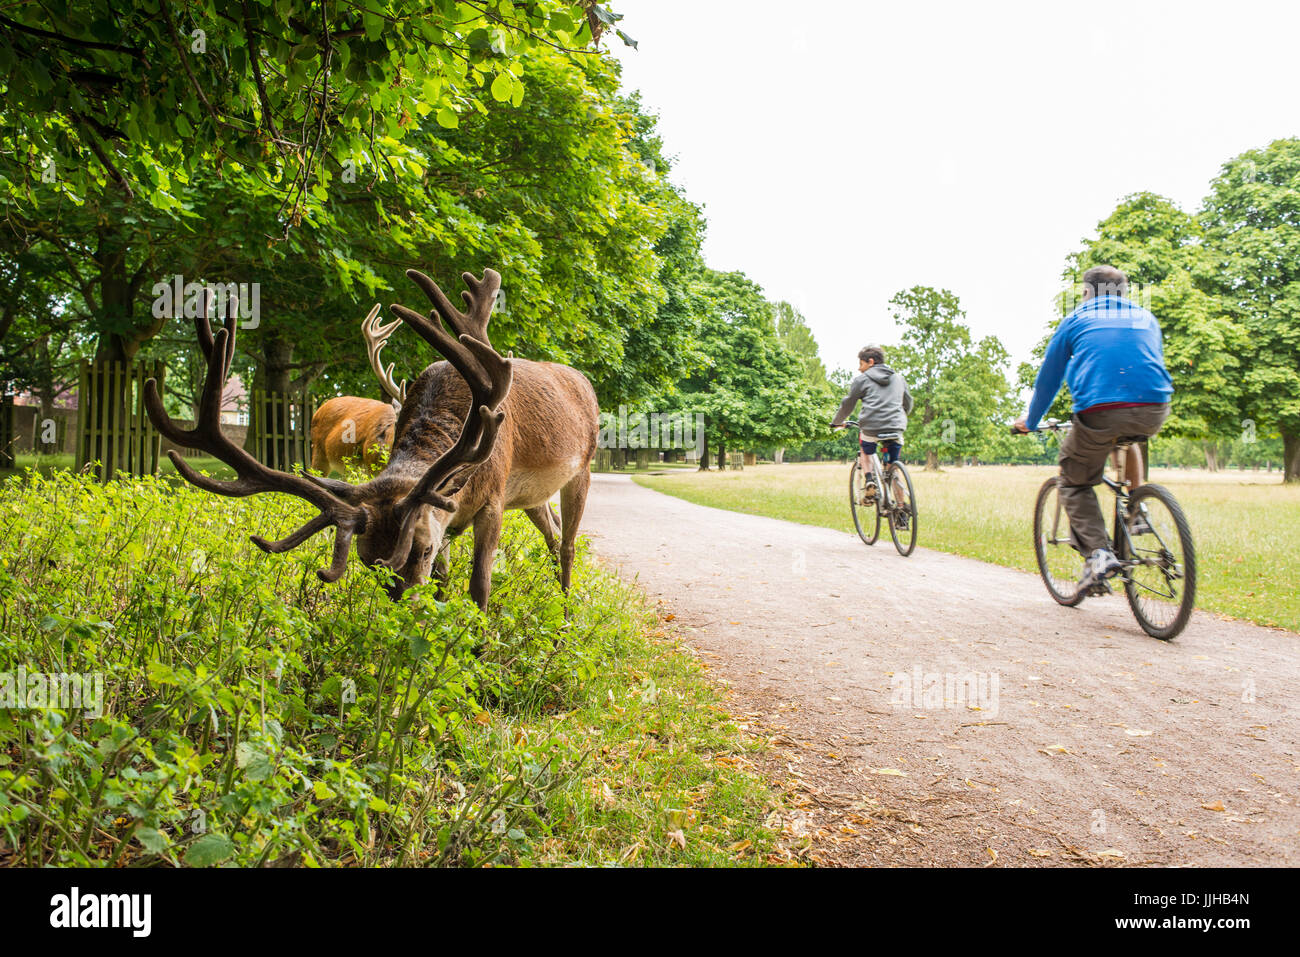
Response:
[1010,420,1069,435]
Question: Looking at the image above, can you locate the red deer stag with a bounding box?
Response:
[145,268,599,607]
[309,305,404,476]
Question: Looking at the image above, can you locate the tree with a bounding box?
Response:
[1,2,644,465]
[1064,191,1245,470]
[677,270,823,468]
[886,286,1013,470]
[1200,138,1300,482]
[772,301,833,462]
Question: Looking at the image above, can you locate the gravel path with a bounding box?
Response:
[582,473,1299,866]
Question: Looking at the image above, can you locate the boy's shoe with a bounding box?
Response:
[861,484,877,505]
[894,508,910,530]
[1078,548,1122,593]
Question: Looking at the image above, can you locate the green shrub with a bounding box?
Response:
[0,470,778,866]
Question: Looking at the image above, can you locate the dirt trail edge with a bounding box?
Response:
[581,473,1299,866]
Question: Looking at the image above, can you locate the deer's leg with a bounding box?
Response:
[524,503,561,575]
[558,471,591,593]
[469,504,504,609]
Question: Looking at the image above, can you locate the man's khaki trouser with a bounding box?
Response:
[1058,403,1170,554]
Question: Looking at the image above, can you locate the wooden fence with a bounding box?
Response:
[75,360,165,481]
[249,388,314,472]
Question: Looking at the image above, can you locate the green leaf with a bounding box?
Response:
[490,72,512,103]
[235,742,274,781]
[184,833,234,868]
[313,780,337,800]
[136,826,168,854]
[435,106,459,129]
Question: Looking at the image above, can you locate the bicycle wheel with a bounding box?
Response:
[886,462,918,556]
[1120,483,1196,640]
[849,459,881,545]
[1034,476,1085,606]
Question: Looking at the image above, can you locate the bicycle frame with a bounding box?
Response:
[859,450,893,511]
[1039,437,1181,598]
[1107,456,1185,601]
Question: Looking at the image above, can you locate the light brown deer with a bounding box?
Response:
[308,305,403,476]
[145,268,599,607]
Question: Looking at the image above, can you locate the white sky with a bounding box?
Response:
[611,0,1300,378]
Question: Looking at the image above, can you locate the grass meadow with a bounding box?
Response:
[636,462,1300,634]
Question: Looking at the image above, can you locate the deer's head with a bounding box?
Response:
[145,268,512,600]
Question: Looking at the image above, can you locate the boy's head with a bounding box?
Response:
[858,345,885,372]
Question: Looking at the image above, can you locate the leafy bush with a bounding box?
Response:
[0,470,777,866]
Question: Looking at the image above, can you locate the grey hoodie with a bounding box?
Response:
[832,364,913,439]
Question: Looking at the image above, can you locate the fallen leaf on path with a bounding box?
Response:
[1027,848,1053,858]
[1038,744,1072,755]
[1201,800,1226,812]
[868,767,908,776]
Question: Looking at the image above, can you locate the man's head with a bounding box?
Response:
[1081,265,1128,301]
[858,345,885,372]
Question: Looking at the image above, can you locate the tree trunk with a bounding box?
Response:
[699,430,709,470]
[925,449,939,471]
[717,437,727,470]
[1202,441,1220,472]
[246,334,306,469]
[774,447,785,464]
[1284,430,1299,484]
[36,392,57,454]
[88,231,150,477]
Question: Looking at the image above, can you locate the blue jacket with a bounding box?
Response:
[1025,295,1174,430]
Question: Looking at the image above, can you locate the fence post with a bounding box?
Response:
[75,360,165,481]
[0,391,14,469]
[248,387,312,473]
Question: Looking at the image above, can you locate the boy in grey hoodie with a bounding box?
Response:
[831,345,913,520]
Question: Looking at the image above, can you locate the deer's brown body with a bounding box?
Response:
[309,396,396,476]
[379,358,597,604]
[146,268,599,609]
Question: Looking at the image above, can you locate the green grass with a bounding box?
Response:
[1,453,234,482]
[0,468,786,867]
[636,463,1300,634]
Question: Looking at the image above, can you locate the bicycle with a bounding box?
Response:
[834,424,917,556]
[1015,420,1196,640]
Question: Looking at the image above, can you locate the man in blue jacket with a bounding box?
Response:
[1014,266,1173,593]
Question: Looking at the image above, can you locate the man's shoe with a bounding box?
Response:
[1078,548,1122,593]
[894,508,909,530]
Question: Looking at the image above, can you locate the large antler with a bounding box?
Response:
[144,293,369,583]
[360,303,407,404]
[379,268,513,570]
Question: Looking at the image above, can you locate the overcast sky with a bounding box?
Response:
[611,0,1300,379]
